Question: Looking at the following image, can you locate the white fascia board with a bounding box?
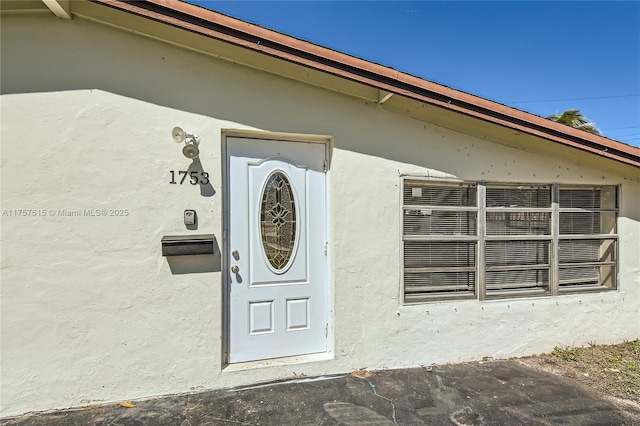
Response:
[42,0,71,19]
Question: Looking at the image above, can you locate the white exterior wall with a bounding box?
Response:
[1,14,639,417]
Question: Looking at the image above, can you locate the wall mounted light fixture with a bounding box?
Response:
[171,127,200,159]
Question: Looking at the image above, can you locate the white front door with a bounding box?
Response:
[226,135,329,363]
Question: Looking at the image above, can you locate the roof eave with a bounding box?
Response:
[81,0,639,168]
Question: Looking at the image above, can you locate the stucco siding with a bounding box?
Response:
[1,13,638,417]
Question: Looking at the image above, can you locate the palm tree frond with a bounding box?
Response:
[547,109,600,135]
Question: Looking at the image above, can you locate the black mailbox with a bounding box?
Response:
[161,234,215,256]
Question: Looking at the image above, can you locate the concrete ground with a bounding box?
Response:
[4,360,640,425]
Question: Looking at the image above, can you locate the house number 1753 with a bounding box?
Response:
[169,171,210,185]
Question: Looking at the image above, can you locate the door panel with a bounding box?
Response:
[227,137,328,363]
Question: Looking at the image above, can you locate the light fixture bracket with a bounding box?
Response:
[171,126,200,159]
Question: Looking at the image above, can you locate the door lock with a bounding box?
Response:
[231,265,240,274]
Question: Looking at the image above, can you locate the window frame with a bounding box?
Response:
[401,179,619,304]
[483,183,553,300]
[556,185,619,293]
[400,178,479,303]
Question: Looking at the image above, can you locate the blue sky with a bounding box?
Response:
[190,1,640,147]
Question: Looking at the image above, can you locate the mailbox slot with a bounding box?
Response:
[161,234,215,256]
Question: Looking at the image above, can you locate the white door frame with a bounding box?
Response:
[221,129,333,365]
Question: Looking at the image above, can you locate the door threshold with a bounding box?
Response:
[223,351,333,372]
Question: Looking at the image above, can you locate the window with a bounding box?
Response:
[484,185,552,298]
[402,181,477,302]
[558,186,618,292]
[402,180,618,303]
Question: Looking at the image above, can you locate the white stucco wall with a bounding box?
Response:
[1,13,639,417]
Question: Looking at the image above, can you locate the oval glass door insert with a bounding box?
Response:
[260,171,297,271]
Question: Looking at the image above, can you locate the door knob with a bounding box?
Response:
[231,265,240,274]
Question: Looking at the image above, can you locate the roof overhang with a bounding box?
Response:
[3,0,639,173]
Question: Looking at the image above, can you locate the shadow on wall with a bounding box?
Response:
[166,241,222,276]
[1,14,440,168]
[167,253,221,274]
[188,158,215,198]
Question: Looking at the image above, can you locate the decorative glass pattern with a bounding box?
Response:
[260,171,297,270]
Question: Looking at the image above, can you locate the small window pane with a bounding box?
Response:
[559,265,616,289]
[486,186,550,208]
[404,210,477,236]
[559,186,617,209]
[404,272,475,300]
[559,265,599,284]
[486,212,550,235]
[486,241,549,267]
[560,188,600,208]
[404,182,477,206]
[558,239,616,264]
[404,241,475,268]
[559,212,616,235]
[486,269,549,295]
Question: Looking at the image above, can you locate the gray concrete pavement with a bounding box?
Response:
[4,360,639,425]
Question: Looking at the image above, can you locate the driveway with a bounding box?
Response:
[4,360,639,425]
